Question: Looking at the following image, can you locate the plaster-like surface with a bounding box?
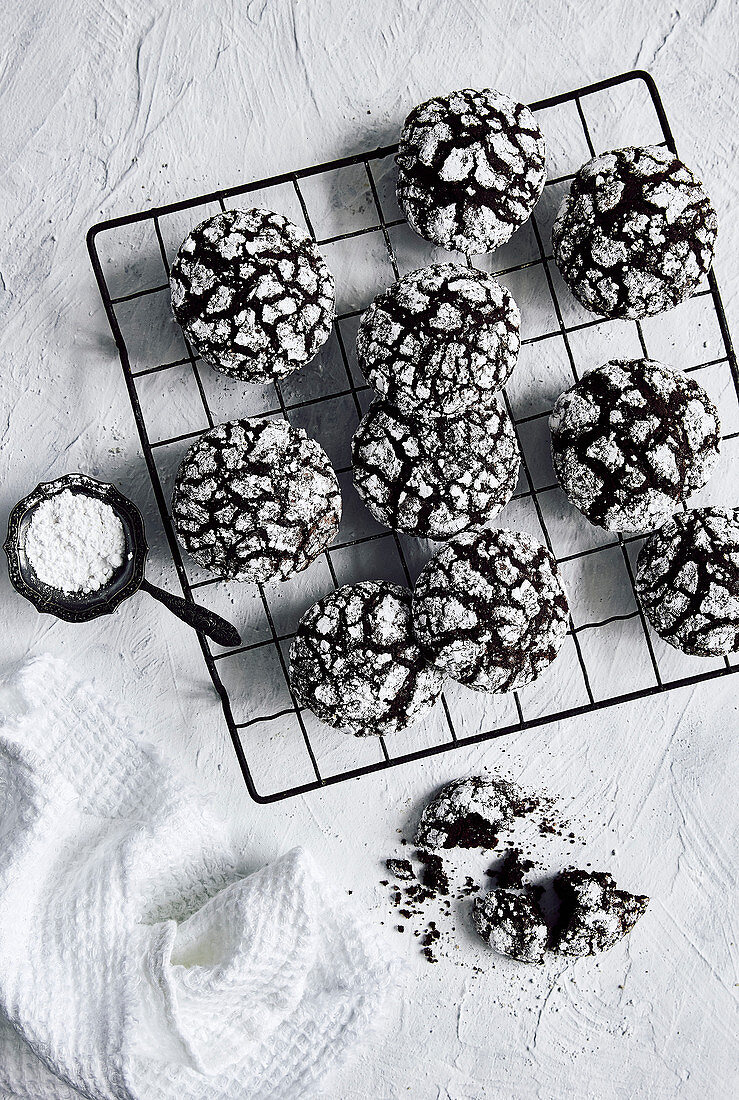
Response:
[1,2,737,1097]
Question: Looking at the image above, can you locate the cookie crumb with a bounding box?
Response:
[386,857,415,881]
[417,850,450,896]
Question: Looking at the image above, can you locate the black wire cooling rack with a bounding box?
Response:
[88,71,739,803]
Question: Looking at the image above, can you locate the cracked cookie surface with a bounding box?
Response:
[550,358,721,533]
[289,580,444,736]
[635,507,739,656]
[351,398,519,540]
[412,528,569,692]
[552,146,717,319]
[396,88,546,255]
[170,208,334,382]
[356,264,520,419]
[172,418,341,583]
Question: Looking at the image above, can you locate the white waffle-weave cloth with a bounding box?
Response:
[0,655,399,1099]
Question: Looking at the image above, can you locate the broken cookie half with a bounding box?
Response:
[473,889,548,964]
[552,869,649,957]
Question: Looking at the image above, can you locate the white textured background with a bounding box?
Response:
[2,2,738,1097]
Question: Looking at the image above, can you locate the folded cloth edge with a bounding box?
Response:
[0,655,405,1100]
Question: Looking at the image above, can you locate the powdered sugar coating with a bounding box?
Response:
[635,507,739,656]
[170,208,335,382]
[552,146,717,319]
[550,358,721,534]
[396,89,546,255]
[289,581,444,737]
[553,869,649,957]
[356,265,520,419]
[351,399,520,540]
[172,418,341,583]
[415,774,534,850]
[413,528,569,693]
[473,889,548,963]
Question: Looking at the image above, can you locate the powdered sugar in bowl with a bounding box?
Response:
[5,473,240,647]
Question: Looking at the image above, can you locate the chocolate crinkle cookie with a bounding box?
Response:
[473,889,548,964]
[396,88,546,255]
[552,146,717,320]
[289,581,444,737]
[635,507,739,656]
[415,774,536,850]
[170,208,334,382]
[550,358,721,534]
[172,418,341,583]
[552,869,649,957]
[356,265,521,419]
[413,528,569,692]
[351,399,520,540]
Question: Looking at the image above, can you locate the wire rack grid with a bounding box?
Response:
[88,70,739,803]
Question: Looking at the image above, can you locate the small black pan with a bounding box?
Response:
[4,473,241,648]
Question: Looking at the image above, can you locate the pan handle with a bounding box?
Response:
[140,578,241,649]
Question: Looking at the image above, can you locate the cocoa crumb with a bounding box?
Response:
[417,850,450,896]
[487,848,535,890]
[386,857,415,881]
